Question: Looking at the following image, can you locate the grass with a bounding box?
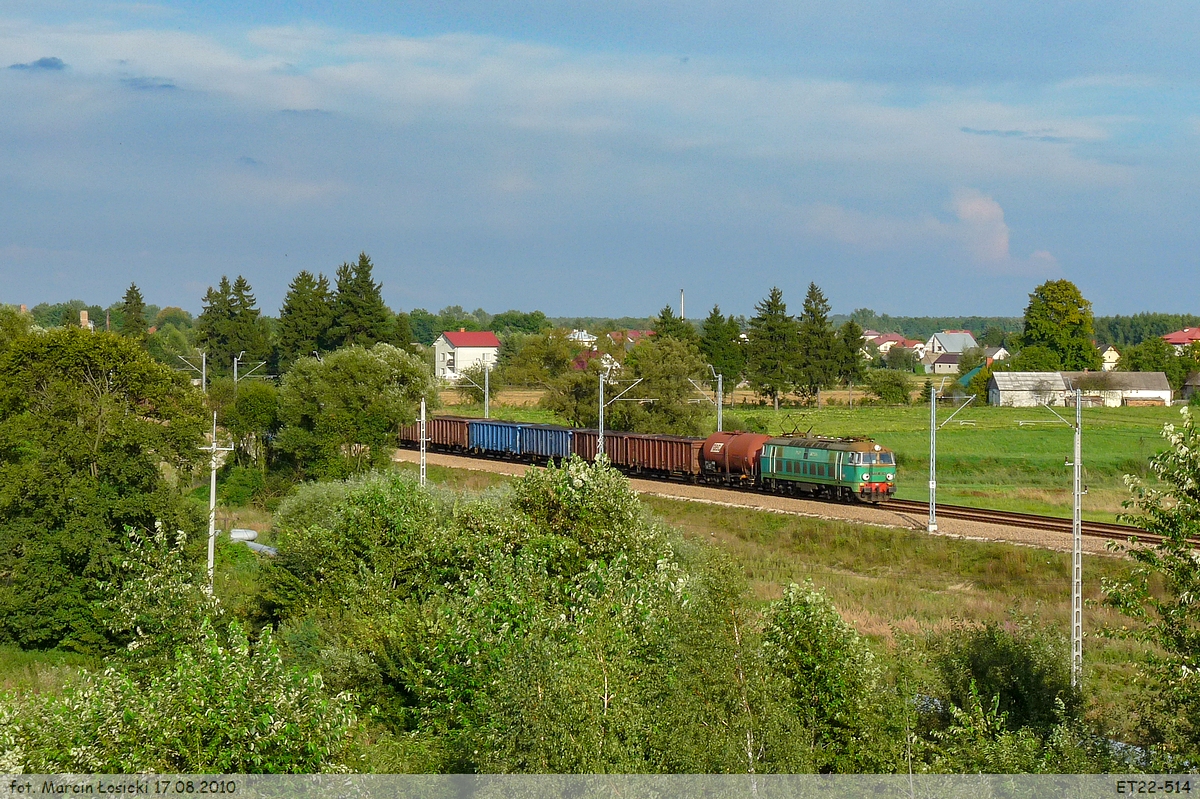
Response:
[0,645,94,695]
[441,397,1181,523]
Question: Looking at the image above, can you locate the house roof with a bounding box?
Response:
[1061,371,1171,392]
[983,346,1008,358]
[1185,371,1200,387]
[989,372,1069,392]
[1163,328,1200,346]
[901,338,924,349]
[440,330,501,348]
[959,366,983,387]
[934,352,961,364]
[874,332,907,345]
[928,331,979,353]
[860,329,882,340]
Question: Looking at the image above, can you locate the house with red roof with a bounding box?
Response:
[1163,328,1200,353]
[433,328,501,380]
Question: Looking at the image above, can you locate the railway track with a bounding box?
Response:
[397,444,1169,549]
[880,498,1160,546]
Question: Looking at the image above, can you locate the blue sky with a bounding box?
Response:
[2,2,1198,318]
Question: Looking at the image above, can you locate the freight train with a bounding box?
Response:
[399,417,896,503]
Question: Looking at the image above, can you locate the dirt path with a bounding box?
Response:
[392,449,1120,556]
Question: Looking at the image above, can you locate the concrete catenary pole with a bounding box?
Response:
[598,367,607,460]
[928,382,938,533]
[419,397,427,488]
[1072,388,1083,687]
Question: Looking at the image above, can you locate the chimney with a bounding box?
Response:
[80,310,89,328]
[459,327,465,332]
[19,304,27,314]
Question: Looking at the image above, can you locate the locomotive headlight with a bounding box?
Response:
[886,473,894,481]
[862,473,870,480]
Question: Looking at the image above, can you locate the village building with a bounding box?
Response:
[1163,328,1200,353]
[983,346,1009,366]
[432,329,501,381]
[1183,371,1200,402]
[567,329,598,347]
[987,371,1172,408]
[1099,345,1121,372]
[924,330,979,356]
[931,353,961,374]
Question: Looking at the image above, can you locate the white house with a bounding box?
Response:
[568,329,598,347]
[1099,345,1120,372]
[924,330,979,356]
[433,329,501,381]
[931,353,961,374]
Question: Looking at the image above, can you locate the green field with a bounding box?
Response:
[441,399,1179,522]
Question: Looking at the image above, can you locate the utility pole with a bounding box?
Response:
[929,383,937,532]
[484,362,490,419]
[598,366,607,459]
[716,372,723,432]
[680,288,685,319]
[929,386,975,534]
[596,368,644,461]
[202,412,233,594]
[177,351,208,393]
[1071,389,1083,687]
[419,397,427,488]
[1039,388,1085,687]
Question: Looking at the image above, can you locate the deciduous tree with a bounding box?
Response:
[0,329,205,650]
[1019,280,1101,370]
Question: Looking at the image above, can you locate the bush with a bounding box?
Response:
[219,465,265,507]
[930,619,1080,734]
[865,369,912,405]
[721,413,769,433]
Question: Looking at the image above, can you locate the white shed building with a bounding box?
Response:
[433,329,501,381]
[988,372,1070,407]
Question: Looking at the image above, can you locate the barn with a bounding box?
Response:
[988,371,1172,407]
[987,372,1069,407]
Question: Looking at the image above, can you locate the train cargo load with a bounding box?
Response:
[700,431,772,479]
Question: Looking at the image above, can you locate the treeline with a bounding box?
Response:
[842,309,1023,340]
[1093,312,1200,347]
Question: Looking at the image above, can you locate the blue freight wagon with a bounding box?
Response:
[468,419,524,456]
[521,424,574,460]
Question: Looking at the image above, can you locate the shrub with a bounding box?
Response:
[219,465,265,507]
[865,369,912,405]
[930,619,1080,734]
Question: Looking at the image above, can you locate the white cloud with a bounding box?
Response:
[800,189,1060,277]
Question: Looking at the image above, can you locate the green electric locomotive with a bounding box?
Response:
[760,435,896,502]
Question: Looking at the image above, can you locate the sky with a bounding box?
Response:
[2,2,1199,319]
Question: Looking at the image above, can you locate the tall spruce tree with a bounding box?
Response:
[746,287,799,411]
[794,282,839,399]
[196,276,270,373]
[700,304,745,384]
[120,283,148,340]
[835,320,866,399]
[652,305,697,342]
[329,252,393,348]
[277,271,335,369]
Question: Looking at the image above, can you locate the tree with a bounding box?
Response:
[865,370,911,405]
[980,326,1008,348]
[1008,344,1062,372]
[275,343,437,478]
[746,287,798,411]
[958,346,986,376]
[457,360,499,405]
[498,330,576,386]
[196,276,270,373]
[541,362,602,428]
[1103,406,1200,763]
[652,304,697,342]
[489,310,550,335]
[119,283,147,340]
[277,270,335,369]
[885,346,919,372]
[835,320,866,388]
[616,336,709,435]
[700,305,745,386]
[1019,280,1101,370]
[0,328,206,650]
[329,253,394,348]
[794,283,840,399]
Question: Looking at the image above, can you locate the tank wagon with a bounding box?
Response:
[400,418,895,503]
